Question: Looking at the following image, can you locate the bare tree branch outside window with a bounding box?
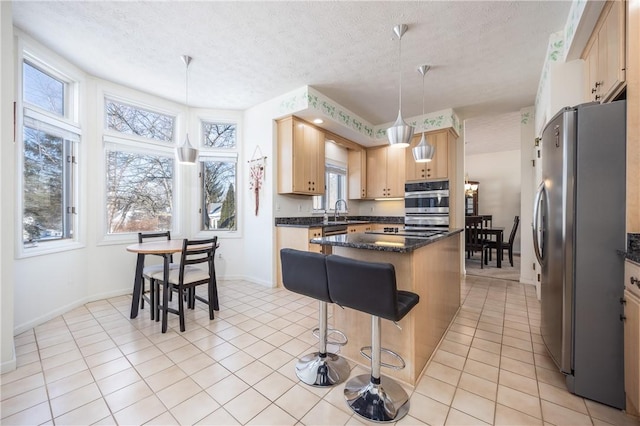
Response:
[203,122,236,148]
[23,61,64,116]
[106,99,174,142]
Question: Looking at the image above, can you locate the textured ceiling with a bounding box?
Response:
[12,1,571,153]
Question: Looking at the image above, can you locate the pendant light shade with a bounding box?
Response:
[176,55,198,164]
[413,64,435,163]
[387,24,414,148]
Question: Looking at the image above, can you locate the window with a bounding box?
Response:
[21,59,79,246]
[105,150,174,233]
[105,99,174,142]
[313,163,347,212]
[200,121,237,231]
[104,98,176,234]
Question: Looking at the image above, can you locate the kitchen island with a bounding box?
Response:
[310,230,462,386]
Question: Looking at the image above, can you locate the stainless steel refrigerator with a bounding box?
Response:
[533,100,626,409]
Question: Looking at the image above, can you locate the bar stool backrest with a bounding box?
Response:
[280,248,331,303]
[326,255,399,321]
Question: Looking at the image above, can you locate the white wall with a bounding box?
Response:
[1,1,16,372]
[519,106,537,287]
[466,150,522,254]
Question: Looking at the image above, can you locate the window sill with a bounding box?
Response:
[17,240,85,259]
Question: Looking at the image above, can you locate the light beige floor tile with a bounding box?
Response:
[206,341,240,362]
[248,324,278,339]
[301,399,352,425]
[0,372,45,401]
[79,339,117,358]
[261,348,295,370]
[541,400,592,425]
[467,347,501,367]
[438,339,470,357]
[39,341,78,360]
[175,352,215,376]
[533,352,557,370]
[112,394,166,426]
[145,365,187,393]
[535,365,566,389]
[396,413,428,425]
[223,388,271,424]
[253,371,296,402]
[584,399,639,426]
[41,349,83,372]
[145,410,180,425]
[451,388,495,424]
[157,376,203,409]
[495,403,543,425]
[500,355,536,379]
[218,350,255,372]
[166,342,202,364]
[90,356,131,381]
[50,382,102,418]
[206,374,250,405]
[235,360,273,386]
[322,383,355,415]
[169,390,220,425]
[198,406,241,425]
[497,384,542,419]
[85,347,124,368]
[502,335,533,352]
[458,372,498,401]
[192,334,226,352]
[264,331,294,347]
[425,361,462,386]
[414,375,457,405]
[0,401,51,425]
[471,337,502,355]
[538,382,587,414]
[247,403,297,425]
[134,354,174,379]
[228,333,260,350]
[279,337,311,357]
[104,379,152,413]
[446,408,491,425]
[125,345,163,366]
[16,351,41,368]
[54,398,111,426]
[1,386,49,418]
[433,349,467,370]
[408,391,450,425]
[502,345,535,365]
[275,383,321,420]
[499,369,539,397]
[474,329,503,344]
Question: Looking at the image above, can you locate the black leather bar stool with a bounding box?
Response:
[280,248,350,387]
[326,254,419,423]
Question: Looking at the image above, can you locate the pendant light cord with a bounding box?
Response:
[398,33,402,113]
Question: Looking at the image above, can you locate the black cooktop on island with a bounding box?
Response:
[365,227,449,239]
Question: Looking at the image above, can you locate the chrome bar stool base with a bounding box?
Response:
[295,352,351,387]
[345,374,409,423]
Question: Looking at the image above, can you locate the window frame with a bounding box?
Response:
[312,162,348,213]
[194,114,242,238]
[16,44,83,258]
[99,91,181,242]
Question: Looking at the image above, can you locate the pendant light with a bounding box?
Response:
[176,55,198,164]
[412,65,435,162]
[387,24,414,148]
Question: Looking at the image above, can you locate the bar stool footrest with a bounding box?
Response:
[312,328,348,346]
[359,346,406,370]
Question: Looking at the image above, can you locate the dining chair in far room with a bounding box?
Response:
[465,215,487,268]
[487,215,520,267]
[138,231,178,320]
[153,237,219,333]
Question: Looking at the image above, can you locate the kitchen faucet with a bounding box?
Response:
[334,199,348,222]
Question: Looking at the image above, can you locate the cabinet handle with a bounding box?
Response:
[631,276,640,288]
[591,87,597,94]
[595,81,603,88]
[621,314,626,321]
[595,95,601,101]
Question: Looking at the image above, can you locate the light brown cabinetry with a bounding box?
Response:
[347,223,373,234]
[277,116,325,195]
[624,260,640,416]
[366,145,406,198]
[406,129,455,181]
[348,149,367,199]
[583,0,626,103]
[275,226,324,286]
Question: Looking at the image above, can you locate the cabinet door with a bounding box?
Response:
[386,145,406,197]
[625,289,640,415]
[406,134,427,181]
[292,120,324,195]
[601,0,626,101]
[308,228,323,253]
[366,147,387,198]
[348,149,367,199]
[584,43,599,102]
[425,131,449,179]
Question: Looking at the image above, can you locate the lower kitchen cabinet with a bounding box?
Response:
[624,260,640,416]
[275,226,324,287]
[347,223,372,234]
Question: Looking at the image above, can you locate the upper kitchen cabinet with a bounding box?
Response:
[348,148,367,199]
[277,116,325,195]
[582,0,626,103]
[406,128,456,181]
[366,145,406,198]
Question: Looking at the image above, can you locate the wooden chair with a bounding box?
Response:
[153,237,219,332]
[465,216,487,268]
[138,231,178,320]
[486,216,520,267]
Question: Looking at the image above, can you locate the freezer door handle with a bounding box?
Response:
[533,181,545,264]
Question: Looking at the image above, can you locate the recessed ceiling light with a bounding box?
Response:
[313,118,324,124]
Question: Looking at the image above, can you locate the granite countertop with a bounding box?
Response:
[275,216,403,228]
[626,233,640,263]
[310,229,463,253]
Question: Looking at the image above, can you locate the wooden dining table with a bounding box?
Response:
[126,240,187,319]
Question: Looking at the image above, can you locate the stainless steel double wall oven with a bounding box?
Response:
[404,180,449,229]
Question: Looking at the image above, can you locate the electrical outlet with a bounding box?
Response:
[297,204,302,212]
[218,252,222,259]
[370,206,375,212]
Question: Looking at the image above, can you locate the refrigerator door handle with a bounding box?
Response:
[533,181,545,264]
